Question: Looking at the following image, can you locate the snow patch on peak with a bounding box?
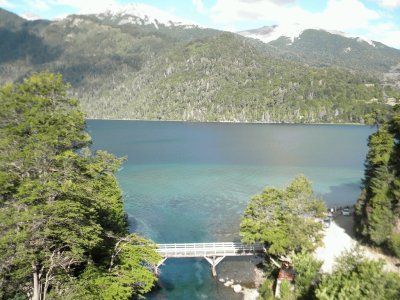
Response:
[238,25,381,50]
[238,23,305,44]
[96,3,196,28]
[322,29,348,37]
[20,12,41,21]
[356,37,376,47]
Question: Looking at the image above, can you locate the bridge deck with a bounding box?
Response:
[156,242,263,258]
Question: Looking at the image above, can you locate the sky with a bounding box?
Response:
[1,0,400,48]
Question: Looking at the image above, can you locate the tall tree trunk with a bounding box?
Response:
[32,265,40,300]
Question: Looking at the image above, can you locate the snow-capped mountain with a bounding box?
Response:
[95,3,198,28]
[238,25,400,73]
[19,12,41,21]
[238,24,379,47]
[238,23,306,44]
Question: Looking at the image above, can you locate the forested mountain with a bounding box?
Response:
[355,106,400,258]
[239,26,400,75]
[0,8,399,123]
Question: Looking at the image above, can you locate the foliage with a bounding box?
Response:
[292,251,322,299]
[280,279,296,300]
[355,105,400,256]
[0,9,398,123]
[364,108,388,127]
[258,278,275,300]
[70,234,160,300]
[257,251,322,300]
[240,175,326,256]
[315,249,400,300]
[0,72,161,300]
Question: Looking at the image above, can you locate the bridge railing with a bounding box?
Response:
[156,242,264,258]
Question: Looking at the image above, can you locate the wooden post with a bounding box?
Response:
[204,256,225,277]
[155,258,167,275]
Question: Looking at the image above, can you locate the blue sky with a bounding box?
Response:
[1,0,400,48]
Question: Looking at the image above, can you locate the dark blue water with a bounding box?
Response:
[87,120,373,299]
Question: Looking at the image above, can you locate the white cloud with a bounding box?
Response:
[314,0,380,31]
[192,0,205,13]
[0,0,15,8]
[238,0,295,4]
[378,30,400,48]
[375,0,400,8]
[27,0,50,10]
[50,0,119,14]
[211,0,380,31]
[364,21,400,48]
[209,0,400,48]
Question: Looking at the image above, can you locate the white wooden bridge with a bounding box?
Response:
[155,242,264,276]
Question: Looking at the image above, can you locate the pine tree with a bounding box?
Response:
[355,105,400,257]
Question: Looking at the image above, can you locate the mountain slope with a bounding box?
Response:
[0,8,398,123]
[239,26,400,74]
[0,7,25,28]
[84,32,397,122]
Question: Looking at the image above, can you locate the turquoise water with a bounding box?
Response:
[87,120,373,299]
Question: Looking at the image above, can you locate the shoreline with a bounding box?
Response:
[220,265,263,300]
[227,215,400,300]
[85,118,365,126]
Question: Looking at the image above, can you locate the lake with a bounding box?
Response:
[87,120,374,300]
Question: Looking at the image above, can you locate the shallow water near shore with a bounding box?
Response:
[87,120,373,300]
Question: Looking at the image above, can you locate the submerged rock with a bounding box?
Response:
[224,280,234,287]
[232,284,242,293]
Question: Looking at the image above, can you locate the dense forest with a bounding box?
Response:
[110,33,396,123]
[0,8,399,123]
[355,105,400,257]
[0,72,160,300]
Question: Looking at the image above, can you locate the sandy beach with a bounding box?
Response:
[315,214,400,273]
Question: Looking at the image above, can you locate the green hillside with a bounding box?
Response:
[90,32,396,123]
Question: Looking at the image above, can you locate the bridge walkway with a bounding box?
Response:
[155,242,264,276]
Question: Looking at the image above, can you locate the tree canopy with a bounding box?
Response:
[258,248,400,300]
[355,104,400,257]
[240,175,326,256]
[316,250,400,300]
[0,72,160,300]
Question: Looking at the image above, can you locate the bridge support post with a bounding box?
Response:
[204,256,225,277]
[155,258,167,276]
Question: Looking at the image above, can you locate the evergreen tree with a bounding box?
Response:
[355,105,400,257]
[0,72,160,300]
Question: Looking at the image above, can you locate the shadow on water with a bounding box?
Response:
[126,214,139,232]
[321,182,361,237]
[320,182,361,207]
